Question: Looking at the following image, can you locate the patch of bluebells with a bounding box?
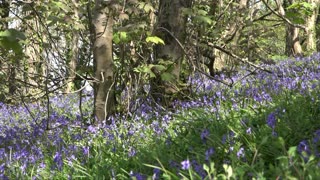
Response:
[0,53,320,178]
[297,129,320,163]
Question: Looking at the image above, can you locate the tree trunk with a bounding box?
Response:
[213,0,248,71]
[285,25,303,56]
[23,10,41,95]
[152,0,192,100]
[0,1,16,97]
[305,0,319,53]
[65,0,80,93]
[317,6,320,52]
[0,0,10,101]
[93,0,115,123]
[283,0,303,57]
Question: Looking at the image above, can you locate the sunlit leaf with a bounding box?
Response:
[146,36,165,45]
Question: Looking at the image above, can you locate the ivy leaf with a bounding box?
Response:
[146,36,165,45]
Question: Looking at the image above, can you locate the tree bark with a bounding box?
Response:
[153,0,192,99]
[285,25,303,56]
[65,0,80,93]
[283,0,303,56]
[317,6,320,52]
[93,0,115,123]
[212,0,248,71]
[0,1,16,97]
[305,0,319,53]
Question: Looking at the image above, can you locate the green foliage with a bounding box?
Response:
[113,31,130,44]
[285,2,314,24]
[0,29,26,54]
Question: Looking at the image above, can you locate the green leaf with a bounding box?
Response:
[288,146,297,157]
[152,64,166,72]
[0,29,26,41]
[161,72,175,82]
[119,32,128,41]
[52,1,71,13]
[113,33,121,44]
[194,15,213,25]
[146,36,165,45]
[197,9,208,16]
[113,32,129,44]
[134,65,156,78]
[0,29,26,54]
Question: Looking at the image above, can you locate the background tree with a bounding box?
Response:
[151,0,192,103]
[92,0,116,123]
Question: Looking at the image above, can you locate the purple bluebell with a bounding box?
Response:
[201,129,210,143]
[181,159,190,170]
[205,147,215,161]
[53,151,63,171]
[266,112,276,129]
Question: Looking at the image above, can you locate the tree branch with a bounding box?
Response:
[206,42,273,74]
[261,0,306,30]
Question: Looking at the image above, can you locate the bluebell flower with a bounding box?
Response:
[246,127,252,134]
[191,159,207,179]
[128,147,136,157]
[266,112,276,129]
[297,140,311,154]
[201,129,210,143]
[130,171,147,180]
[181,159,190,170]
[298,140,311,162]
[237,147,245,159]
[205,147,215,161]
[0,163,5,173]
[152,168,161,180]
[87,125,97,134]
[83,146,89,157]
[53,151,63,170]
